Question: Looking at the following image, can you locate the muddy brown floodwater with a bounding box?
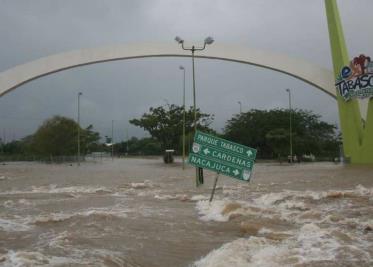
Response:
[0,158,373,266]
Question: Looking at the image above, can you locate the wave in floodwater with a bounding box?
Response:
[0,185,113,196]
[193,185,373,267]
[1,161,373,267]
[0,248,134,267]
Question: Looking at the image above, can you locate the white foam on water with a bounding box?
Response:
[0,218,31,232]
[192,238,253,267]
[136,189,162,197]
[154,194,189,201]
[18,230,129,266]
[196,198,276,223]
[295,223,339,263]
[258,227,273,235]
[1,250,83,266]
[34,184,112,194]
[193,223,368,267]
[196,185,373,226]
[191,195,209,201]
[30,205,130,225]
[355,184,373,196]
[195,200,250,222]
[193,184,373,266]
[253,185,373,208]
[0,184,112,195]
[111,191,127,197]
[41,231,72,249]
[2,199,33,209]
[154,194,176,200]
[253,191,291,207]
[18,199,32,206]
[130,180,152,189]
[192,237,289,267]
[196,200,229,222]
[3,200,14,208]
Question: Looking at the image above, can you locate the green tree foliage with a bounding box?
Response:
[265,128,288,157]
[224,109,339,159]
[1,140,27,155]
[81,124,101,153]
[29,116,100,156]
[130,104,214,152]
[116,137,162,155]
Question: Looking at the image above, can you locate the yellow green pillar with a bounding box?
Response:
[325,0,373,164]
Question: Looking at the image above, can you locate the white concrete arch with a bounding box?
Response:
[0,43,335,98]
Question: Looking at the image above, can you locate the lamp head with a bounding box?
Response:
[179,65,184,70]
[204,36,214,45]
[175,36,184,44]
[286,88,290,92]
[78,92,82,96]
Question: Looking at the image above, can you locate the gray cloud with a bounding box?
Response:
[0,0,372,141]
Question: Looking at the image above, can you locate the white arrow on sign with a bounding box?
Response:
[233,169,240,176]
[203,148,210,155]
[247,150,253,157]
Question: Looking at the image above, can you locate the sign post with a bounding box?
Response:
[209,173,220,202]
[188,131,257,200]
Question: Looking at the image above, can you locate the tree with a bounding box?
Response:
[116,137,162,155]
[29,116,100,156]
[265,128,288,157]
[224,109,339,159]
[81,124,101,153]
[130,104,214,152]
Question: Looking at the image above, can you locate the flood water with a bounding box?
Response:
[0,158,373,266]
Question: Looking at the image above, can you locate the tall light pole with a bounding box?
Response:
[126,128,129,155]
[111,120,114,160]
[175,36,214,186]
[238,101,242,114]
[286,89,293,163]
[77,92,82,166]
[179,65,186,170]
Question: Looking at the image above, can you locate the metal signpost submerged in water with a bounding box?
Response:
[188,131,257,201]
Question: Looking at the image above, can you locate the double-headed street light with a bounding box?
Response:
[175,36,214,186]
[286,88,293,163]
[174,36,214,133]
[77,92,82,166]
[179,65,186,170]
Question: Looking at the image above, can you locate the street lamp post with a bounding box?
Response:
[238,101,242,114]
[77,92,82,166]
[175,36,214,133]
[179,65,186,170]
[175,36,214,186]
[126,128,129,155]
[111,120,114,160]
[286,89,293,163]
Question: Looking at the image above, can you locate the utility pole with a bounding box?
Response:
[286,89,293,163]
[179,65,186,170]
[175,36,214,186]
[77,92,82,166]
[126,128,129,155]
[111,120,114,160]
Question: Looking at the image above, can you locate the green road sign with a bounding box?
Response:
[188,131,257,181]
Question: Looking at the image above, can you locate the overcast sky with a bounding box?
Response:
[0,0,372,142]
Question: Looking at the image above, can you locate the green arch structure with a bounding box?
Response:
[325,0,373,164]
